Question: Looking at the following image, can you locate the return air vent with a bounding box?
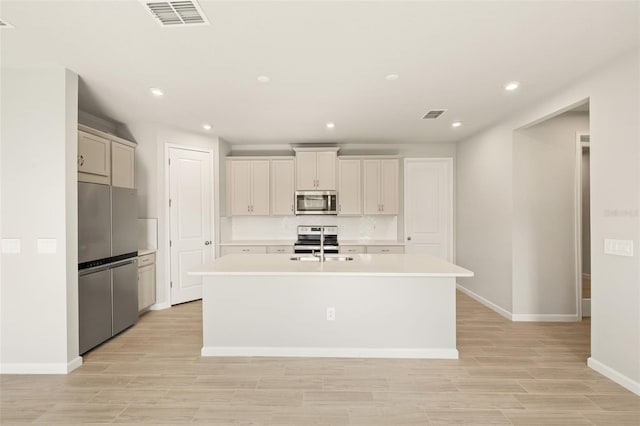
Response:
[580,134,590,143]
[141,1,209,27]
[0,18,14,28]
[422,109,447,119]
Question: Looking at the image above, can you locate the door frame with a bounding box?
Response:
[403,157,454,262]
[574,132,590,320]
[164,143,216,306]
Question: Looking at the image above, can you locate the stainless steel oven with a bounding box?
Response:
[295,191,337,215]
[294,226,339,254]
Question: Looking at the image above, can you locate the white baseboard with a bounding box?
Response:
[1,356,83,374]
[511,313,579,322]
[582,298,591,317]
[202,346,459,359]
[150,301,171,311]
[456,283,512,320]
[588,357,640,396]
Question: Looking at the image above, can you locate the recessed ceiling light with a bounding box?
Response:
[504,81,520,91]
[326,122,335,129]
[150,87,164,97]
[385,74,399,81]
[202,124,212,131]
[451,121,463,128]
[257,75,270,83]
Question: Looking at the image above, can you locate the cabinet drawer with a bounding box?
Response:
[138,253,156,267]
[267,246,294,254]
[340,246,365,254]
[221,246,268,255]
[366,245,404,254]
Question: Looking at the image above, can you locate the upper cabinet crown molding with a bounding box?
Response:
[292,147,340,153]
[78,124,136,148]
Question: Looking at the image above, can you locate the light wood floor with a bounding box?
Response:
[2,291,638,425]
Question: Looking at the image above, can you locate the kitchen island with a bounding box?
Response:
[190,253,473,359]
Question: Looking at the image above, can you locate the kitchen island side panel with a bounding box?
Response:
[202,275,457,358]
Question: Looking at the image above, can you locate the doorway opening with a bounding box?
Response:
[577,132,591,317]
[511,100,590,321]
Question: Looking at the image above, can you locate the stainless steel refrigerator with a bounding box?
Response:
[78,182,138,354]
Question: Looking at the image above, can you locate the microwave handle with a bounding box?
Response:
[328,194,333,212]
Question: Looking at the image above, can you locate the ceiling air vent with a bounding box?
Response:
[141,1,209,27]
[0,18,14,28]
[422,109,447,119]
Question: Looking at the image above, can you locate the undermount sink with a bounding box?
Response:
[290,256,354,262]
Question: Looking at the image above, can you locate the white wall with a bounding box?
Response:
[0,68,80,373]
[512,111,589,318]
[456,50,640,394]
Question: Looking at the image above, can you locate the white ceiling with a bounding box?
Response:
[2,1,638,145]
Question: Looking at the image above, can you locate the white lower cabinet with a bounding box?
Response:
[366,245,405,254]
[267,246,294,254]
[339,246,365,254]
[138,253,156,312]
[220,246,268,256]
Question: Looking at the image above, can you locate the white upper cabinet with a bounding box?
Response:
[228,159,270,216]
[78,125,136,188]
[78,130,111,184]
[363,158,399,215]
[294,148,338,190]
[111,142,135,189]
[338,159,362,215]
[271,159,295,215]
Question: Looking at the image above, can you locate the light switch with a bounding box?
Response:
[37,238,57,254]
[1,238,21,254]
[604,239,634,257]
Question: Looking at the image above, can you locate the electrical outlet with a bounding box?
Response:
[326,307,336,321]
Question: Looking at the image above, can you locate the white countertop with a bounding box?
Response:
[190,254,473,277]
[138,248,156,256]
[220,240,403,246]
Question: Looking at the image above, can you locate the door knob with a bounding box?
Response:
[407,236,412,241]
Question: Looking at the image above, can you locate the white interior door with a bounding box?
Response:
[404,158,453,261]
[169,147,212,305]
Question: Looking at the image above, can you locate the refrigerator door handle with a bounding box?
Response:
[79,264,111,276]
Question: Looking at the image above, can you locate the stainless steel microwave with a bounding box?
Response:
[295,191,338,215]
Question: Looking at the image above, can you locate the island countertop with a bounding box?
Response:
[190,253,473,277]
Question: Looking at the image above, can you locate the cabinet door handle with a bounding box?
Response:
[407,236,412,241]
[78,155,85,167]
[205,241,211,245]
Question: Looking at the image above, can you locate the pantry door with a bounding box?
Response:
[168,147,213,305]
[404,158,453,261]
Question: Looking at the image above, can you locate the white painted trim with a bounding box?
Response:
[582,298,591,317]
[0,356,83,374]
[403,157,454,262]
[164,144,216,307]
[588,357,640,396]
[149,301,171,311]
[511,314,579,322]
[456,283,512,320]
[202,346,458,359]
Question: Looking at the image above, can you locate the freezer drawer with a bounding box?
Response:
[78,268,112,354]
[112,259,139,335]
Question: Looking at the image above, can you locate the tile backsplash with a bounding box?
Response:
[226,215,398,241]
